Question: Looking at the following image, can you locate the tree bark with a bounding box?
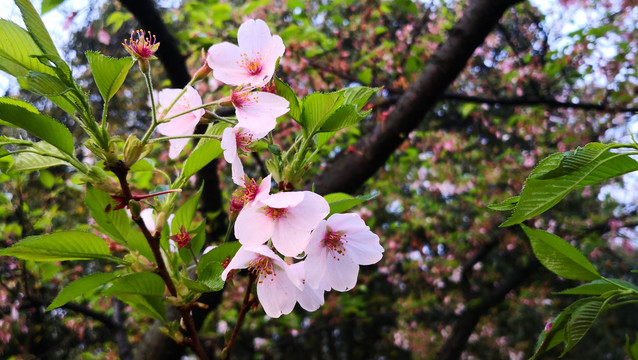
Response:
[310,0,524,195]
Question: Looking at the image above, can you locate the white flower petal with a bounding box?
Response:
[235,206,274,246]
[324,255,359,292]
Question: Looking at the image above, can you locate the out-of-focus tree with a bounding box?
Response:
[1,0,637,359]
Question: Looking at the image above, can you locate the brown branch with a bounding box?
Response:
[435,259,540,360]
[109,160,209,360]
[309,0,525,195]
[222,274,257,360]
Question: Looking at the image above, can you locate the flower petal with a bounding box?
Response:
[237,19,273,54]
[235,206,274,246]
[256,267,298,318]
[324,255,359,292]
[221,246,258,280]
[207,42,251,86]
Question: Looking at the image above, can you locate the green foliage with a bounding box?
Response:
[46,273,118,311]
[500,143,638,227]
[0,231,123,263]
[275,77,301,121]
[85,51,135,103]
[0,98,75,156]
[522,225,600,281]
[14,0,61,58]
[85,185,130,243]
[324,192,377,215]
[180,139,222,183]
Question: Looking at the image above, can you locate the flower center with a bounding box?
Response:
[238,51,263,75]
[248,255,276,283]
[324,231,347,260]
[122,30,159,60]
[235,128,255,153]
[231,90,258,109]
[264,206,289,219]
[243,178,259,202]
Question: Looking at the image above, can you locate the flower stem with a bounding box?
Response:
[140,71,159,144]
[109,161,209,360]
[222,274,256,360]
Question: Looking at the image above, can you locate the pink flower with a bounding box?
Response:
[221,126,269,186]
[290,262,325,312]
[231,89,289,136]
[304,213,383,292]
[156,86,205,158]
[234,191,330,257]
[221,245,302,318]
[122,29,159,60]
[206,19,285,87]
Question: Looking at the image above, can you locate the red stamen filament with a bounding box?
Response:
[324,231,347,260]
[264,206,289,219]
[248,256,276,283]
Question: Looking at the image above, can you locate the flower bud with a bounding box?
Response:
[128,200,141,217]
[192,61,212,82]
[125,251,155,272]
[86,166,120,193]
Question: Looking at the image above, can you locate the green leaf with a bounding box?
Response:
[299,91,344,137]
[0,19,56,78]
[562,299,604,355]
[15,0,60,58]
[17,71,71,96]
[46,273,117,311]
[0,98,75,156]
[274,76,301,120]
[522,225,601,281]
[197,260,225,291]
[39,169,55,188]
[9,151,69,173]
[41,0,66,14]
[556,280,621,295]
[199,242,241,267]
[625,333,638,360]
[487,196,520,211]
[171,184,203,234]
[84,185,130,244]
[531,297,597,359]
[501,143,638,227]
[0,231,121,262]
[85,51,135,103]
[357,68,372,85]
[341,86,379,110]
[181,139,222,180]
[319,105,372,133]
[324,192,377,215]
[129,158,155,172]
[103,272,165,296]
[116,293,166,321]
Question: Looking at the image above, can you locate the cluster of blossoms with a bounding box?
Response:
[152,19,384,318]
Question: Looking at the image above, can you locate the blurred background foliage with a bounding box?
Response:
[1,0,638,359]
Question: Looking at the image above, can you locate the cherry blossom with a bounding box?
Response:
[206,19,285,87]
[234,191,330,257]
[231,89,289,136]
[232,174,273,208]
[122,29,159,60]
[221,126,270,186]
[290,262,325,312]
[155,86,205,159]
[304,213,383,292]
[221,245,302,318]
